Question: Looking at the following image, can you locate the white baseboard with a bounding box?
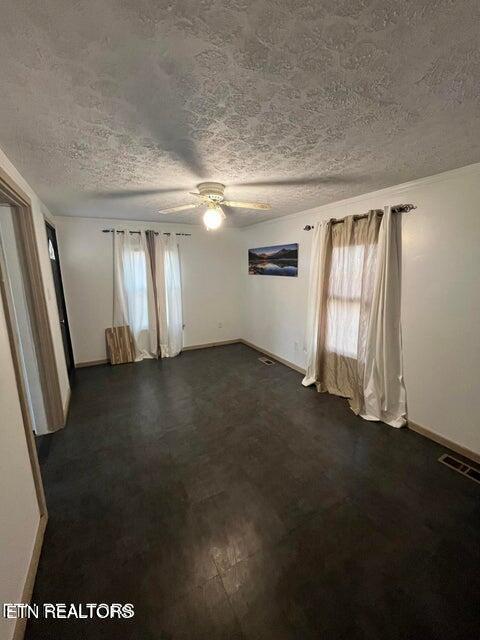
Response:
[182,339,241,351]
[75,342,241,365]
[240,339,306,374]
[239,342,480,463]
[408,420,480,465]
[75,358,108,368]
[74,342,479,465]
[76,341,306,373]
[13,514,47,640]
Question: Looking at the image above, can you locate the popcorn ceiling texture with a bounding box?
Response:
[0,0,479,226]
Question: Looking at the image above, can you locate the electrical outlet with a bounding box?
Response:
[294,341,299,352]
[218,322,223,329]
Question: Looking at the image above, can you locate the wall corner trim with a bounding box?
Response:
[407,420,480,465]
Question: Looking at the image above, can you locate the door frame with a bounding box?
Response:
[0,243,48,640]
[45,220,75,379]
[0,165,64,506]
[0,241,47,516]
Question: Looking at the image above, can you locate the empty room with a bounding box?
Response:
[0,1,479,639]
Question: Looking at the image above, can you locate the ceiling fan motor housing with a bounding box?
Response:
[197,182,225,201]
[158,182,270,216]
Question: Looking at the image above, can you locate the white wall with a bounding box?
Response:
[55,216,243,364]
[0,285,40,640]
[0,147,70,411]
[241,164,480,456]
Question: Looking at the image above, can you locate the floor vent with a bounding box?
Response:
[258,356,275,366]
[439,453,480,485]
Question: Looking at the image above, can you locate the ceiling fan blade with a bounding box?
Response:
[222,201,271,210]
[92,187,186,200]
[158,203,202,214]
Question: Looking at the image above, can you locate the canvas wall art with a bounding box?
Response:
[248,243,298,277]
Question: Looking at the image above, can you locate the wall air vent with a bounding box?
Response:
[439,453,480,485]
[258,356,275,366]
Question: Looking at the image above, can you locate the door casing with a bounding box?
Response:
[0,166,66,432]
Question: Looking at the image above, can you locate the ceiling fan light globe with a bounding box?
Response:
[203,207,223,230]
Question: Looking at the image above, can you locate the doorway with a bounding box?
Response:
[45,222,75,380]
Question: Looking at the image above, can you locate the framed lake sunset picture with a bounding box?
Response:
[248,243,298,277]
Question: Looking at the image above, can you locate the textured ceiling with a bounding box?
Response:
[0,0,479,227]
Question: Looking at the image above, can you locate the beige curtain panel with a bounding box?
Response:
[302,207,407,428]
[113,230,183,362]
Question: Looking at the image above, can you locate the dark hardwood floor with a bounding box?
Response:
[28,344,479,639]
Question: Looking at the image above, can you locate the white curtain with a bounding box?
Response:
[113,231,157,360]
[303,220,331,386]
[153,234,183,358]
[360,207,407,427]
[302,207,407,428]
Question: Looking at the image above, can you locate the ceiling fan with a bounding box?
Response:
[94,175,363,230]
[158,182,271,230]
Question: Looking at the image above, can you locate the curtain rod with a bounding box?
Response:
[102,229,191,236]
[302,204,416,231]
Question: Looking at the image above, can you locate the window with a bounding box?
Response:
[325,243,366,359]
[123,246,149,332]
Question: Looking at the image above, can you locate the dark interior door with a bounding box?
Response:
[46,222,75,379]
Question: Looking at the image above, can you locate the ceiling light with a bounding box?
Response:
[203,206,223,230]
